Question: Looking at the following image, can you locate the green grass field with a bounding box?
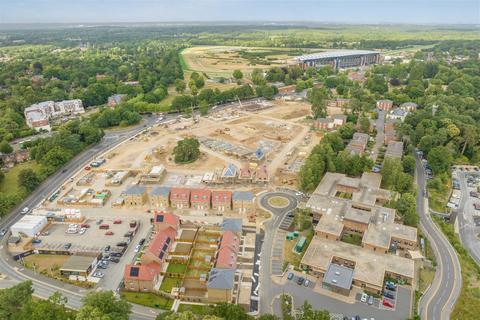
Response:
[166,263,187,274]
[0,161,41,195]
[160,277,182,293]
[177,303,211,314]
[121,291,173,310]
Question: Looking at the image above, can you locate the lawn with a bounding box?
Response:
[268,196,290,208]
[428,177,451,213]
[0,161,41,195]
[121,291,173,310]
[434,217,480,319]
[418,267,436,293]
[23,254,70,272]
[283,227,314,270]
[341,233,363,246]
[166,263,187,274]
[160,277,182,293]
[177,303,211,315]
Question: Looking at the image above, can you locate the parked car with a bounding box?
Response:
[287,272,294,280]
[84,166,91,171]
[93,271,104,278]
[134,244,141,253]
[105,231,114,236]
[368,295,374,305]
[110,257,120,263]
[296,277,305,285]
[470,191,479,198]
[21,207,29,214]
[32,239,41,244]
[80,223,90,228]
[79,228,87,235]
[96,219,103,225]
[111,252,123,257]
[104,245,111,252]
[361,293,368,303]
[382,299,394,308]
[116,241,128,247]
[384,291,395,300]
[99,224,109,230]
[64,243,72,249]
[304,279,310,287]
[0,229,7,237]
[113,219,122,224]
[139,238,146,246]
[97,264,107,269]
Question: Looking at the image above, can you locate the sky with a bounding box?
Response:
[0,0,478,24]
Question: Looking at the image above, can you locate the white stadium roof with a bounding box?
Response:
[296,50,379,62]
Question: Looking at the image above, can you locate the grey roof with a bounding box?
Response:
[124,185,146,195]
[60,255,95,272]
[390,108,408,116]
[221,218,243,233]
[232,191,254,201]
[296,50,379,62]
[151,186,171,197]
[207,268,235,289]
[323,263,354,290]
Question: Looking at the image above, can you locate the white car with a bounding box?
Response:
[79,228,87,235]
[134,244,141,253]
[361,293,368,303]
[21,207,30,214]
[93,271,104,278]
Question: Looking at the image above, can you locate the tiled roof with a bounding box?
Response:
[170,187,190,201]
[146,227,176,262]
[211,190,232,203]
[207,268,235,289]
[124,264,158,281]
[151,186,171,197]
[190,189,211,203]
[153,211,179,227]
[124,185,146,195]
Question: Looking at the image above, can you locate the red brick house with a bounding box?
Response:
[141,226,176,266]
[215,230,240,269]
[376,99,394,111]
[255,165,269,183]
[211,190,232,212]
[124,263,160,292]
[153,211,180,233]
[190,189,211,210]
[170,187,190,209]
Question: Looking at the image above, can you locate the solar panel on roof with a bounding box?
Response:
[165,237,171,244]
[130,267,139,277]
[162,243,168,252]
[156,215,164,222]
[159,251,165,259]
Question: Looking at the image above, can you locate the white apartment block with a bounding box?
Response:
[24,99,85,131]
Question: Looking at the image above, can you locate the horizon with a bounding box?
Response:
[1,0,479,25]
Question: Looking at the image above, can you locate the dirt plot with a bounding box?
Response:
[258,100,312,120]
[181,46,298,76]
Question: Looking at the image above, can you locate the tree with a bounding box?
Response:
[174,79,186,93]
[308,87,328,119]
[0,281,33,319]
[78,291,131,320]
[0,140,13,154]
[365,74,388,94]
[358,115,371,133]
[403,155,416,175]
[210,303,250,320]
[427,146,453,175]
[173,138,200,164]
[381,158,403,190]
[396,193,418,227]
[296,301,330,320]
[338,123,356,139]
[199,100,209,116]
[233,69,243,81]
[18,169,40,192]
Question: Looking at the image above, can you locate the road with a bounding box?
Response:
[371,109,384,162]
[415,152,462,320]
[257,191,412,320]
[0,98,269,319]
[456,171,480,264]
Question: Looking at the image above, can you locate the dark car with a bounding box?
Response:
[104,245,111,252]
[110,257,120,263]
[97,264,107,269]
[64,243,72,249]
[384,291,395,299]
[297,277,305,285]
[110,252,123,257]
[386,283,397,291]
[32,239,42,244]
[139,238,146,246]
[116,241,128,247]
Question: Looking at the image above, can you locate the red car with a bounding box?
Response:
[105,231,114,236]
[113,219,122,224]
[84,166,91,171]
[383,298,394,308]
[80,223,90,228]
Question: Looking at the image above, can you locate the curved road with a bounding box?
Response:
[415,152,462,320]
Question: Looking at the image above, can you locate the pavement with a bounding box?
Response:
[415,151,462,320]
[370,109,385,162]
[257,190,412,320]
[456,171,480,264]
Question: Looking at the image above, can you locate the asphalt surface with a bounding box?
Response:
[0,98,270,319]
[415,152,462,320]
[456,171,480,264]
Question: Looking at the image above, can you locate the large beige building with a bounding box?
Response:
[302,172,418,295]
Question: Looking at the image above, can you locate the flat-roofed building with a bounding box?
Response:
[139,166,166,184]
[150,186,171,209]
[322,263,354,296]
[123,186,147,206]
[60,255,96,278]
[346,133,369,155]
[296,50,380,70]
[385,141,404,159]
[300,236,415,294]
